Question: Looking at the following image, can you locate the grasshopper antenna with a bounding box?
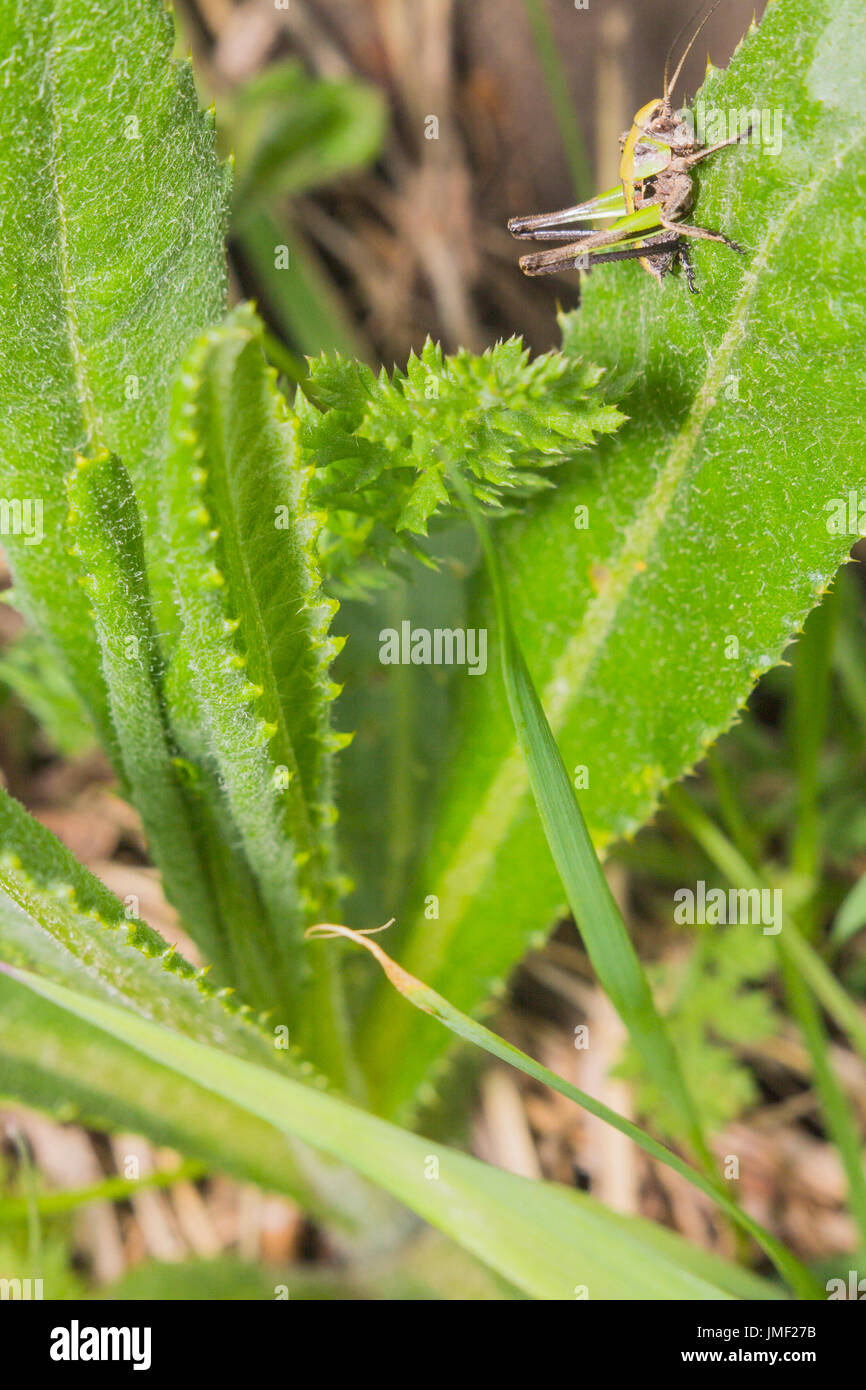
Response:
[663,0,724,112]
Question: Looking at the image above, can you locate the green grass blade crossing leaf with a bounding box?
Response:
[0,788,391,1233]
[0,962,784,1302]
[307,922,817,1299]
[359,0,866,1119]
[453,473,713,1174]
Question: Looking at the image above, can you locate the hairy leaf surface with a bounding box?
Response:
[0,0,228,736]
[360,0,866,1117]
[0,785,303,1069]
[3,964,780,1301]
[0,788,389,1230]
[162,306,353,1075]
[0,976,380,1229]
[65,451,235,967]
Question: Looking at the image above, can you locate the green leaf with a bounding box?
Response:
[308,921,813,1298]
[2,962,783,1301]
[0,783,307,1073]
[297,339,624,581]
[450,476,714,1174]
[0,0,229,736]
[334,528,475,930]
[64,446,321,1020]
[0,789,388,1231]
[161,305,354,1078]
[0,975,368,1229]
[831,871,866,950]
[229,60,387,208]
[0,0,290,1058]
[0,626,95,758]
[64,451,233,972]
[359,0,866,1119]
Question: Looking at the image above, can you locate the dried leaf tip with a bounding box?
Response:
[305,919,417,997]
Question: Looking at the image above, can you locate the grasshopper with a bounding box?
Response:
[508,0,749,292]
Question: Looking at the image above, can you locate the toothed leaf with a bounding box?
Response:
[3,963,774,1301]
[0,784,290,1067]
[161,306,350,1070]
[0,785,390,1226]
[297,338,624,578]
[0,0,229,745]
[65,451,235,972]
[359,0,866,1119]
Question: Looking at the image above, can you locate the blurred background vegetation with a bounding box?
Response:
[6,0,866,1299]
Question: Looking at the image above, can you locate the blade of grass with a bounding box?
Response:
[449,470,714,1176]
[833,567,866,732]
[665,783,866,1061]
[261,330,309,390]
[780,926,866,1062]
[667,782,866,1246]
[520,0,592,197]
[0,1160,205,1222]
[789,592,839,926]
[8,1125,40,1272]
[776,942,866,1239]
[307,922,817,1298]
[233,210,371,361]
[0,962,761,1301]
[706,744,759,867]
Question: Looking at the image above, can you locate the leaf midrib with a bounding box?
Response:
[397,126,864,986]
[206,338,324,884]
